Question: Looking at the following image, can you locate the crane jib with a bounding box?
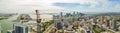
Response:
[35,9,41,23]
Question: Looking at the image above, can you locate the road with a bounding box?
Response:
[43,24,54,33]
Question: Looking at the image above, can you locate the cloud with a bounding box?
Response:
[0,0,120,13]
[0,0,66,13]
[115,4,120,9]
[53,3,80,8]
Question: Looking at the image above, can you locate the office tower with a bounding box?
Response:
[55,21,63,30]
[60,12,64,22]
[111,19,117,31]
[106,20,110,27]
[13,24,28,33]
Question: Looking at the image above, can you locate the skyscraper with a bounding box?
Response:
[55,21,63,30]
[13,24,28,33]
[111,19,117,31]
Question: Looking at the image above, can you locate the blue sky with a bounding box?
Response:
[53,0,120,10]
[53,3,91,9]
[54,3,81,8]
[0,0,120,13]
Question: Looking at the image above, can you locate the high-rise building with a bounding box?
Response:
[106,20,110,27]
[111,19,117,31]
[55,21,63,30]
[13,24,28,33]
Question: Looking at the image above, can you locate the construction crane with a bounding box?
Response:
[35,9,41,33]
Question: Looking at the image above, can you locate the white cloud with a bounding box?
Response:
[115,4,120,9]
[0,0,67,13]
[0,0,120,13]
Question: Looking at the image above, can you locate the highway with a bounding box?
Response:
[43,24,54,33]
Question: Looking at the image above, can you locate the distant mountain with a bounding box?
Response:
[0,13,15,17]
[83,12,120,15]
[97,12,120,15]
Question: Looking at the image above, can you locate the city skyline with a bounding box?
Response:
[0,0,120,33]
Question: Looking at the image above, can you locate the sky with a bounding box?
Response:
[0,0,120,13]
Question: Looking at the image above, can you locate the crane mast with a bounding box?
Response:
[35,9,41,33]
[35,10,41,23]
